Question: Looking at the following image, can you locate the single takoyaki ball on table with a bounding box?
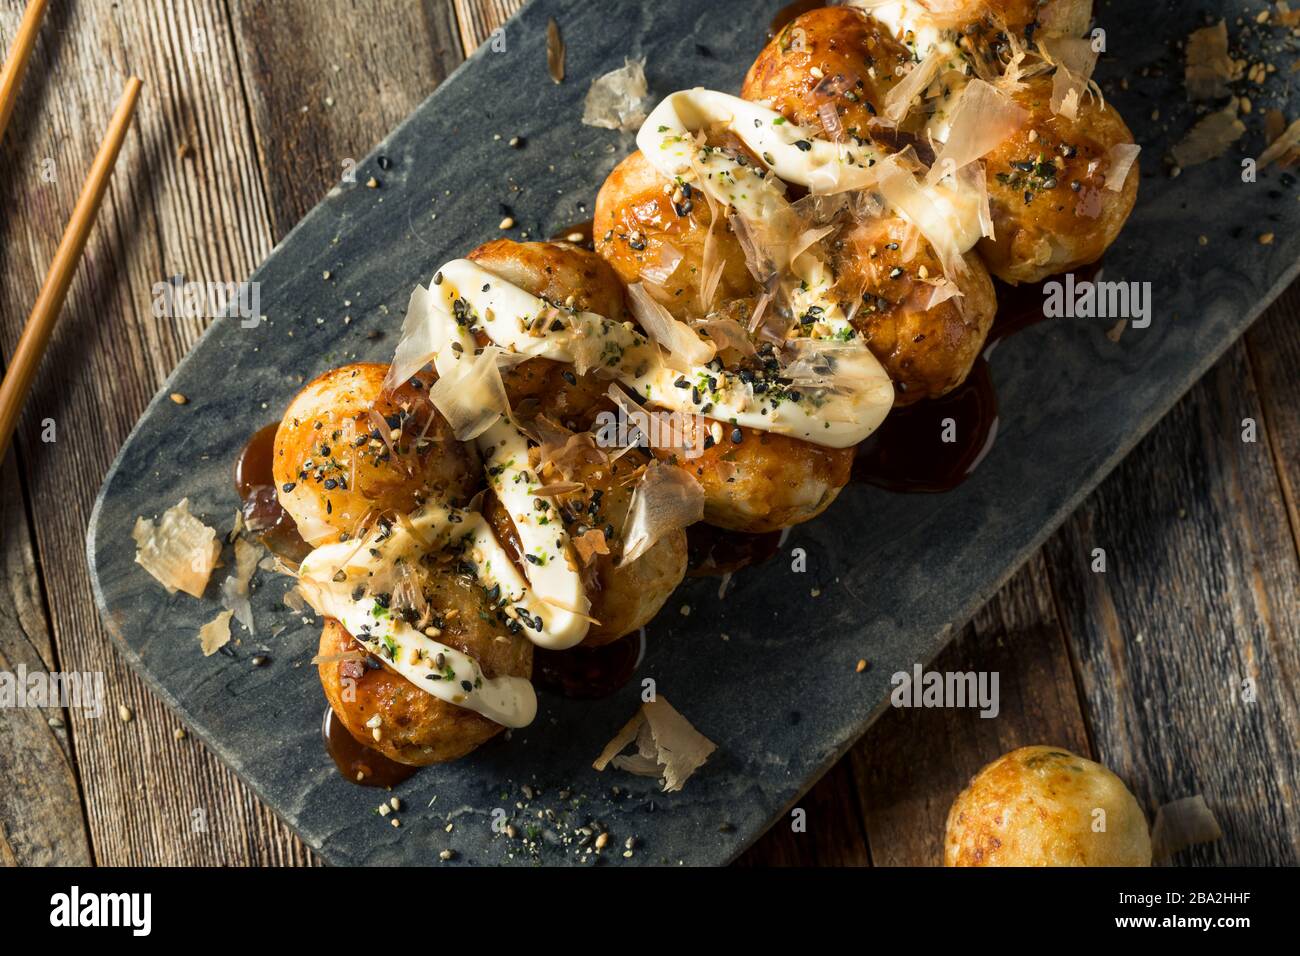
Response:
[945,745,1152,866]
[830,217,997,404]
[654,417,853,534]
[318,574,533,766]
[978,74,1138,285]
[486,446,687,647]
[274,363,481,546]
[594,150,758,321]
[741,5,913,149]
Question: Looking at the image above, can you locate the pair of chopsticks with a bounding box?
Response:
[0,0,142,461]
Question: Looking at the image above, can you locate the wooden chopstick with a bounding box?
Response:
[0,76,142,462]
[0,0,49,142]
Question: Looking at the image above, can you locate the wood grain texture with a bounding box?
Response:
[452,0,524,55]
[741,551,1092,866]
[228,0,466,237]
[0,0,297,865]
[1045,330,1300,866]
[0,454,92,866]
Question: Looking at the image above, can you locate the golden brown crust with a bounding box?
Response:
[485,448,687,647]
[468,238,627,319]
[317,568,533,765]
[274,363,480,545]
[741,5,912,149]
[834,223,998,404]
[944,745,1152,866]
[655,421,853,533]
[594,150,757,320]
[978,74,1139,284]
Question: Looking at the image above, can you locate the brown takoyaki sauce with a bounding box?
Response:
[853,264,1103,493]
[322,706,417,788]
[686,524,782,576]
[987,261,1103,349]
[768,0,823,37]
[853,358,998,493]
[235,422,311,564]
[534,629,644,699]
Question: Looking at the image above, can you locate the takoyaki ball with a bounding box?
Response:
[594,150,758,321]
[654,420,853,534]
[275,363,481,546]
[977,74,1138,285]
[468,238,627,319]
[831,218,997,403]
[486,447,687,647]
[945,745,1152,867]
[318,574,533,766]
[742,5,913,149]
[468,239,624,427]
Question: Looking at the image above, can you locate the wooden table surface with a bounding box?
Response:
[1,0,1296,868]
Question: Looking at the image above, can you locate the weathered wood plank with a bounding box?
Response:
[0,0,302,865]
[743,550,1090,867]
[228,0,467,236]
[0,454,93,866]
[453,0,525,55]
[736,757,871,867]
[1046,331,1300,866]
[849,551,1093,866]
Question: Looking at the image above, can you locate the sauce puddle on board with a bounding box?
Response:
[251,254,1092,782]
[234,422,312,564]
[534,630,645,699]
[687,523,782,576]
[322,707,418,788]
[853,266,1098,492]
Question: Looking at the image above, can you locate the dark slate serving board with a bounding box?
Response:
[88,0,1299,865]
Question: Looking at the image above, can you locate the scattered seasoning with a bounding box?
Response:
[365,176,380,189]
[169,392,188,405]
[118,704,133,723]
[1259,232,1275,244]
[251,654,270,667]
[855,659,869,673]
[439,848,458,861]
[173,727,187,740]
[499,216,516,230]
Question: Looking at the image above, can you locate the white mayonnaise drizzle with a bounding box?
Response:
[298,502,539,727]
[423,258,892,448]
[860,0,951,58]
[638,87,983,267]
